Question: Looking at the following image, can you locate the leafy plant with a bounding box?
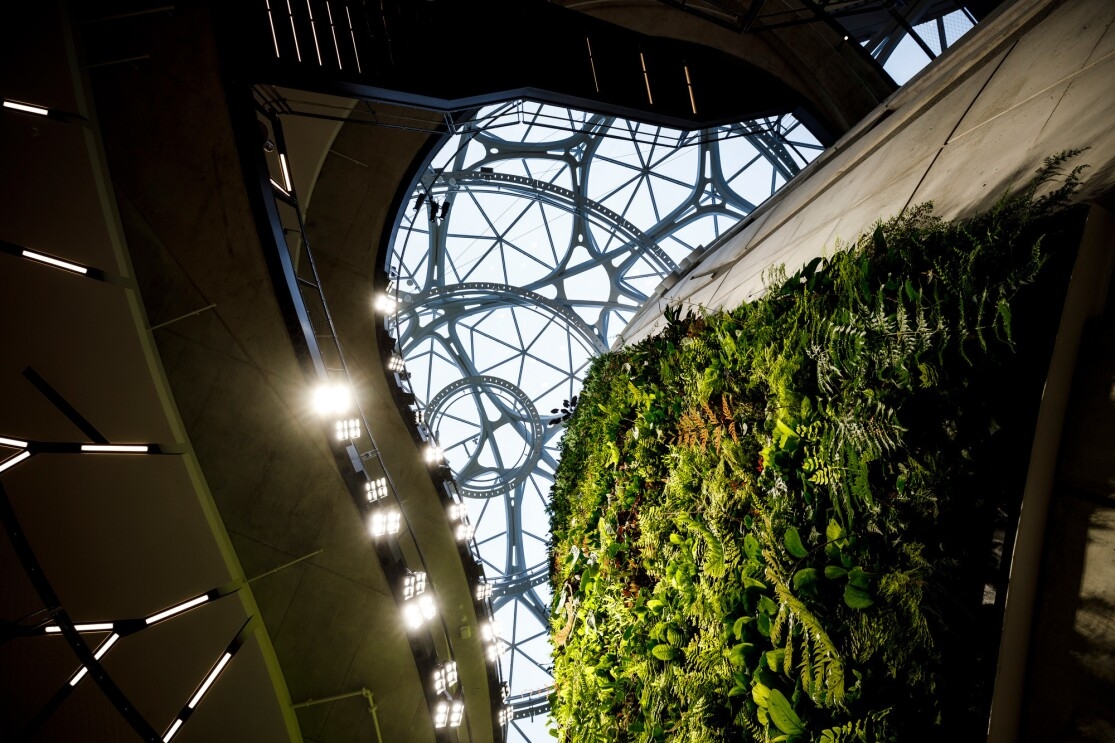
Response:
[548,152,1087,742]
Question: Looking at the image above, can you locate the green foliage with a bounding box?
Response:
[547,152,1086,741]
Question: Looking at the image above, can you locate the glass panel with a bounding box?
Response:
[386,101,821,734]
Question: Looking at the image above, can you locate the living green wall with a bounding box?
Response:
[547,154,1088,742]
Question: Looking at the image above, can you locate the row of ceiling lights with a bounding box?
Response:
[1,429,240,742]
[259,101,514,736]
[1,94,255,743]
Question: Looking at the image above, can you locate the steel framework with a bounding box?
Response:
[386,99,820,738]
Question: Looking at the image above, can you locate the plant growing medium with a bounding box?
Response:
[547,153,1088,742]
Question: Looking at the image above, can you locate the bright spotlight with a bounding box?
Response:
[434,698,464,728]
[335,418,361,441]
[402,593,436,629]
[365,477,388,502]
[369,508,401,538]
[432,661,458,694]
[375,293,397,313]
[312,382,352,415]
[402,571,427,600]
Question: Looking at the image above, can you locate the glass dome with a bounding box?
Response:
[386,100,820,741]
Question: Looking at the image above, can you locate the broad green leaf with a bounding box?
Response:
[742,576,767,591]
[848,566,871,589]
[751,681,771,708]
[826,519,844,543]
[744,533,761,559]
[784,526,808,558]
[759,596,778,615]
[651,644,677,661]
[727,642,752,667]
[844,584,874,609]
[767,688,805,735]
[824,565,847,579]
[793,568,818,591]
[732,615,752,640]
[766,649,786,671]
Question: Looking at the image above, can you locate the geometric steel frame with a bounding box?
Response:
[387,99,821,732]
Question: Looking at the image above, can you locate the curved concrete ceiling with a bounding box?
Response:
[0,0,964,741]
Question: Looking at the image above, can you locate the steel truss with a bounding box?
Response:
[387,99,821,732]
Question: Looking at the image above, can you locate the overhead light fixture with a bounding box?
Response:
[163,719,184,743]
[0,436,28,448]
[278,153,292,191]
[449,698,465,727]
[69,633,120,686]
[448,502,468,521]
[368,507,401,538]
[3,99,49,116]
[684,64,697,115]
[80,444,149,453]
[388,355,405,372]
[476,582,492,601]
[46,622,114,634]
[269,177,289,195]
[365,477,388,502]
[374,293,396,313]
[335,418,361,441]
[424,443,443,464]
[498,706,513,726]
[402,593,437,629]
[433,661,459,694]
[455,522,474,542]
[21,249,88,275]
[312,382,352,415]
[188,652,232,708]
[0,450,31,474]
[146,594,209,625]
[402,570,427,600]
[480,620,499,644]
[434,697,465,728]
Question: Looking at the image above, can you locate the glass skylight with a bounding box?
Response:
[386,100,820,741]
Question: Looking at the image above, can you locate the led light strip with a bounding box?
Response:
[0,436,28,448]
[345,6,361,74]
[21,249,88,275]
[187,652,231,708]
[162,719,183,742]
[279,153,292,191]
[326,1,342,69]
[264,0,280,57]
[163,647,236,741]
[69,633,120,686]
[146,595,209,625]
[46,622,114,634]
[81,444,149,453]
[3,99,49,116]
[305,0,322,66]
[0,451,31,474]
